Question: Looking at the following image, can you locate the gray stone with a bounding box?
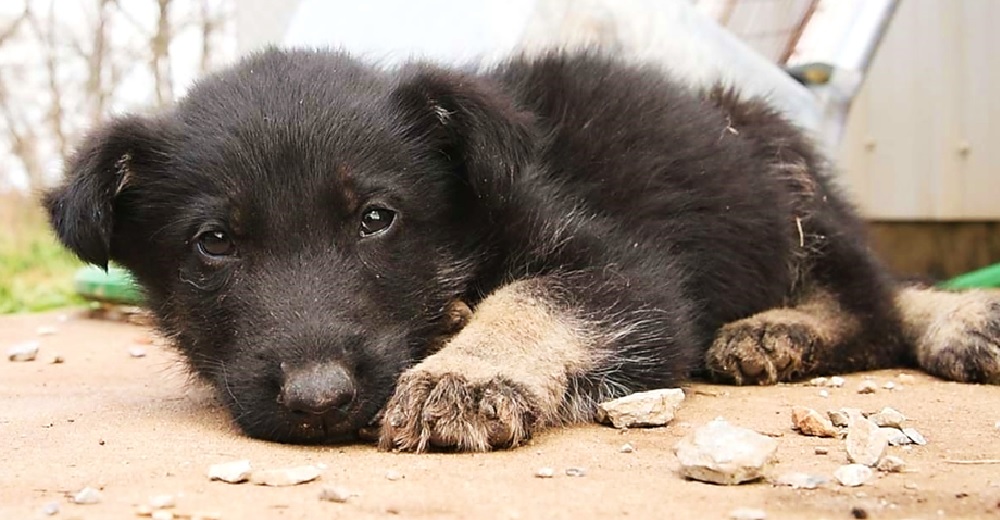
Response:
[597,388,685,428]
[674,418,778,485]
[828,410,851,428]
[834,464,873,487]
[881,427,911,446]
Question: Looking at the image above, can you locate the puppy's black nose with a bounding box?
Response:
[279,362,356,415]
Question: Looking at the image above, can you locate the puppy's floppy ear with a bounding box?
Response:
[43,115,169,269]
[391,67,537,212]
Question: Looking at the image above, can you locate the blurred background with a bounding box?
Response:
[0,0,997,314]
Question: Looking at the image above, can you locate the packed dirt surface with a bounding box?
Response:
[3,310,1000,519]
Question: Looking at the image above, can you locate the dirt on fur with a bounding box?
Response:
[3,310,1000,520]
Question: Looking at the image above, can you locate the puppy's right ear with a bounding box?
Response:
[43,116,169,269]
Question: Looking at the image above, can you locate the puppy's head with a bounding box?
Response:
[44,49,534,443]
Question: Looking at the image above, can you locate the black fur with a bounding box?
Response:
[45,48,915,444]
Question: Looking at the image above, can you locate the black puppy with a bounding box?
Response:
[45,49,1000,451]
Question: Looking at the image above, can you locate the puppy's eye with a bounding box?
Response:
[360,208,395,237]
[197,230,235,257]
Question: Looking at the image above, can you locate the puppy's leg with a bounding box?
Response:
[379,278,598,452]
[896,287,1000,384]
[705,289,863,384]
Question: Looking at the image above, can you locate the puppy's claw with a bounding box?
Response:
[378,371,538,453]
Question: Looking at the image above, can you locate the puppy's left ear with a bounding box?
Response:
[43,115,170,269]
[391,66,537,213]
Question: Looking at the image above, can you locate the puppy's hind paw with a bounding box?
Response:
[378,371,539,453]
[916,292,1000,384]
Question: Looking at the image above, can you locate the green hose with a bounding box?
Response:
[73,265,144,305]
[939,263,1000,290]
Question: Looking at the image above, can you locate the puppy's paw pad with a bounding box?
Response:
[379,371,538,452]
[920,295,1000,384]
[706,315,821,385]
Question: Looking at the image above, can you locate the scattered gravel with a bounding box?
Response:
[596,388,685,429]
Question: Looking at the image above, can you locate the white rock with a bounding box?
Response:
[876,455,906,473]
[619,443,634,453]
[729,507,767,520]
[846,416,887,467]
[152,511,174,520]
[834,464,873,487]
[319,485,354,503]
[385,470,405,481]
[208,459,252,483]
[994,420,1000,431]
[251,465,323,486]
[818,389,829,398]
[808,377,828,387]
[883,381,896,390]
[897,373,916,384]
[828,376,846,388]
[791,406,839,438]
[7,341,40,362]
[565,467,587,477]
[597,388,685,428]
[72,487,102,505]
[902,427,927,445]
[128,346,148,358]
[41,502,60,516]
[881,427,912,446]
[869,407,906,428]
[774,472,828,489]
[674,418,778,485]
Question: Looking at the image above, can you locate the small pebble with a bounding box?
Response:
[775,472,827,489]
[72,486,102,504]
[856,380,878,394]
[41,501,60,516]
[808,377,828,387]
[882,381,896,390]
[869,407,906,428]
[48,354,65,364]
[882,427,912,446]
[128,346,148,358]
[876,455,906,473]
[828,376,846,388]
[208,459,252,483]
[137,504,154,515]
[534,467,555,478]
[994,420,1000,431]
[596,388,685,428]
[851,506,869,519]
[791,406,839,438]
[828,410,850,427]
[903,482,918,490]
[251,465,322,486]
[729,507,767,520]
[818,389,829,398]
[7,341,40,362]
[565,467,587,477]
[385,470,404,481]
[619,443,634,453]
[902,427,927,445]
[814,446,829,455]
[319,485,354,503]
[36,326,58,336]
[148,494,176,509]
[834,464,873,487]
[897,373,916,384]
[152,511,174,520]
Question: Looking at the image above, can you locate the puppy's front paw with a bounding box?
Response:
[379,371,539,452]
[706,313,822,385]
[917,293,1000,384]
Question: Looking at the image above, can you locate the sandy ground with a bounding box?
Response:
[3,310,1000,520]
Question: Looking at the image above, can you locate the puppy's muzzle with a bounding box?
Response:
[278,362,356,415]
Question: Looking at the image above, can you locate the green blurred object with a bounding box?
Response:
[940,263,1000,290]
[74,265,144,305]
